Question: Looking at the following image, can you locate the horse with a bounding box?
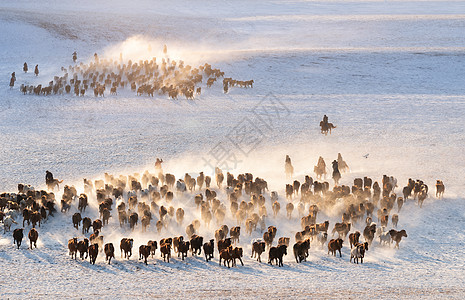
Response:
[314,156,327,180]
[337,153,349,173]
[332,160,341,186]
[285,155,294,179]
[47,179,63,191]
[320,121,336,135]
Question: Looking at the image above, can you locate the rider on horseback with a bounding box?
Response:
[320,115,336,135]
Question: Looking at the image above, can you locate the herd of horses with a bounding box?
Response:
[14,48,253,100]
[1,156,446,269]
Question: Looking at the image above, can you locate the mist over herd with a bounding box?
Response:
[1,0,464,298]
[3,153,445,269]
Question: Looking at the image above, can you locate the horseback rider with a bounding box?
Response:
[45,170,54,185]
[323,115,328,126]
[23,62,28,73]
[320,115,336,135]
[72,51,77,63]
[332,160,341,185]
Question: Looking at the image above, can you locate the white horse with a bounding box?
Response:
[3,216,17,233]
[285,162,294,179]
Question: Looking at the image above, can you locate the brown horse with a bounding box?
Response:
[285,161,294,179]
[314,156,326,180]
[47,179,63,191]
[320,121,336,135]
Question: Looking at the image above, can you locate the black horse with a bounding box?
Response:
[332,160,341,185]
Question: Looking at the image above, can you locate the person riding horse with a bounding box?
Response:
[320,115,336,135]
[45,171,62,191]
[332,160,341,185]
[320,115,329,134]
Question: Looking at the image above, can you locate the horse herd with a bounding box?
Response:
[15,48,254,100]
[1,157,446,269]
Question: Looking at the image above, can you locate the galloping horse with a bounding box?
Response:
[320,121,336,135]
[332,160,341,185]
[47,179,63,191]
[314,156,327,180]
[337,153,349,173]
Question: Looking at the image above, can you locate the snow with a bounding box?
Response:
[1,0,465,298]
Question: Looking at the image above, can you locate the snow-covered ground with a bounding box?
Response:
[1,1,465,298]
